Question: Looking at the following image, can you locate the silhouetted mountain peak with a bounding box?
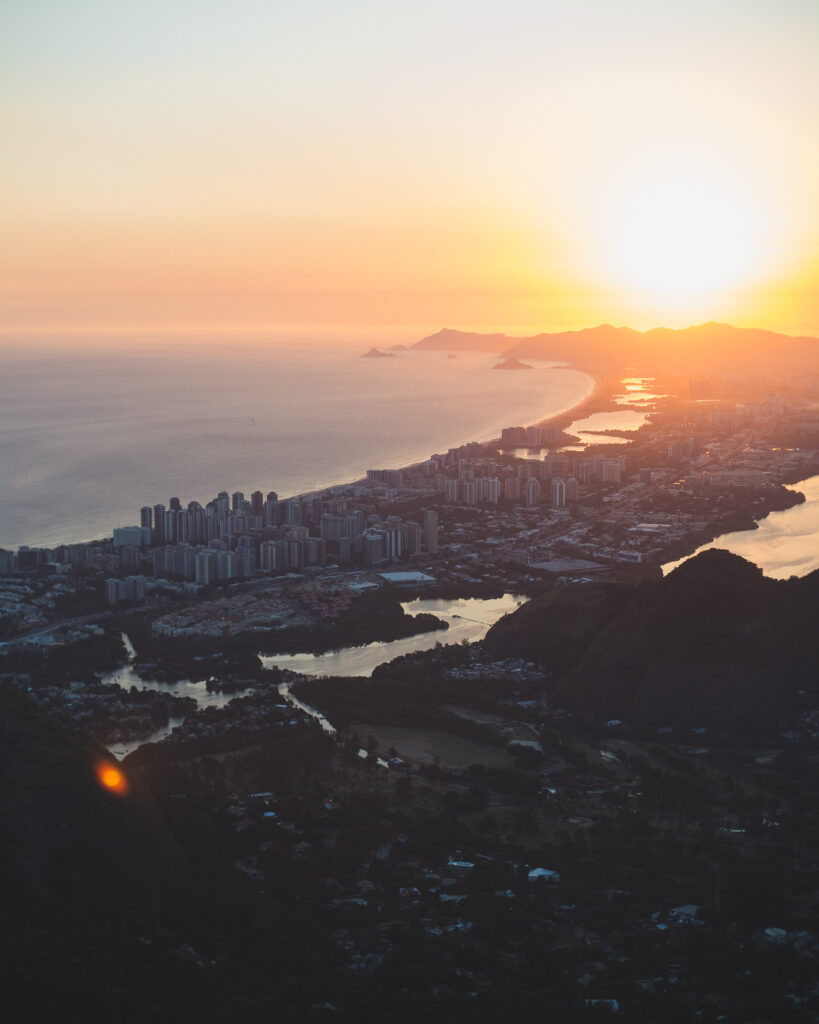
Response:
[483,550,818,733]
[665,547,765,588]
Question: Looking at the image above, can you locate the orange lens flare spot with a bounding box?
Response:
[96,761,128,795]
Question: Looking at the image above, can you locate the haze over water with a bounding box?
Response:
[0,341,593,550]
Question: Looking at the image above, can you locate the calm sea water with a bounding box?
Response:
[0,343,593,549]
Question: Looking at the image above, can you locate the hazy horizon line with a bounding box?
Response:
[2,317,818,348]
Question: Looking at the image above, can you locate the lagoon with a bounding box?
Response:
[104,593,525,756]
[662,475,819,580]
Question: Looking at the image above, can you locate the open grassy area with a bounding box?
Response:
[352,723,516,769]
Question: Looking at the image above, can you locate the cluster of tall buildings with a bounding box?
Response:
[426,451,624,509]
[105,575,146,606]
[500,425,566,447]
[122,490,282,549]
[363,433,624,506]
[0,542,120,576]
[112,488,439,584]
[110,438,625,584]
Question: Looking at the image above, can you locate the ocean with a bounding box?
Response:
[0,341,593,549]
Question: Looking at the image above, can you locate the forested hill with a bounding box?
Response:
[483,549,819,734]
[0,685,187,888]
[0,686,191,1018]
[0,686,341,1021]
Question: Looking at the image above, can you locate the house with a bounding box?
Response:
[446,856,475,874]
[669,904,701,923]
[528,867,560,883]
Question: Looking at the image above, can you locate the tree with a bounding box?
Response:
[395,776,412,801]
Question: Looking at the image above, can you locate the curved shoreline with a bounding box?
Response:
[289,364,598,498]
[3,360,598,550]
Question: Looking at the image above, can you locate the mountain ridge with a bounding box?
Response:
[411,322,819,371]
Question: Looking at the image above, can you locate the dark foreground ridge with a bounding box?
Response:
[4,546,819,1021]
[0,685,347,1023]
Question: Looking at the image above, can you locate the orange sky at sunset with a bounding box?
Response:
[2,1,817,341]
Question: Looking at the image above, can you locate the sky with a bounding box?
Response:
[1,0,818,341]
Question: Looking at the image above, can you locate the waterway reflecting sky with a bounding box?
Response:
[663,476,819,579]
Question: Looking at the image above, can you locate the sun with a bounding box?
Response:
[606,170,759,303]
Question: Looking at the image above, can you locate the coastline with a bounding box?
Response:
[536,367,612,430]
[1,359,598,551]
[292,363,599,501]
[5,348,816,584]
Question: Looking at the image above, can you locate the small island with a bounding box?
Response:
[361,347,396,359]
[493,356,533,370]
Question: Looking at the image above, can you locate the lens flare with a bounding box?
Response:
[96,761,128,796]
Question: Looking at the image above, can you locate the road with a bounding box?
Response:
[0,610,112,647]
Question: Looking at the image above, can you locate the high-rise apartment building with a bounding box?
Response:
[363,531,385,565]
[480,477,501,504]
[423,510,438,555]
[504,476,521,501]
[524,477,541,506]
[113,525,152,547]
[264,498,279,527]
[196,549,218,585]
[153,504,165,544]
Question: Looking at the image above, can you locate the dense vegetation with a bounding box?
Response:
[4,549,819,1021]
[484,549,819,735]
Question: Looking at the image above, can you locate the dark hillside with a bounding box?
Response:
[0,686,345,1022]
[482,581,624,673]
[483,550,819,734]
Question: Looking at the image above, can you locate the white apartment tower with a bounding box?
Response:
[524,477,541,507]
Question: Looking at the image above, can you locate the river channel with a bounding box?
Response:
[104,593,524,758]
[662,475,819,580]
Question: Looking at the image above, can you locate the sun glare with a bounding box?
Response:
[608,172,759,303]
[96,761,128,796]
